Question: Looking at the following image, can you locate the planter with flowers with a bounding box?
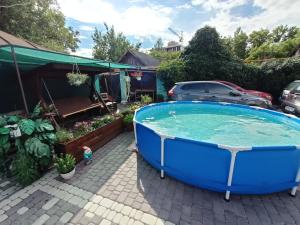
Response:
[55,115,123,162]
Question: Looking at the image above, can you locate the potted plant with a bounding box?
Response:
[55,154,76,180]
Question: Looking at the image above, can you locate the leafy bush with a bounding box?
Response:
[123,114,134,125]
[158,58,187,90]
[0,103,56,186]
[12,152,40,186]
[101,115,114,124]
[56,129,74,143]
[132,103,142,111]
[258,57,300,99]
[141,95,152,105]
[92,115,114,129]
[55,154,76,174]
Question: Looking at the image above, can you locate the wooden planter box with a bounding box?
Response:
[55,118,123,162]
[123,122,134,132]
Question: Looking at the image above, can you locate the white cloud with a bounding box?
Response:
[79,25,94,31]
[192,0,300,36]
[192,0,246,11]
[176,3,192,9]
[57,0,172,38]
[78,35,88,40]
[72,48,93,58]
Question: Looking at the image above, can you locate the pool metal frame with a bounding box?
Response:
[133,101,300,201]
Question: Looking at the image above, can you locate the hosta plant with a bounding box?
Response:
[0,103,57,185]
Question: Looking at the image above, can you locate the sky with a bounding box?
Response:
[56,0,300,58]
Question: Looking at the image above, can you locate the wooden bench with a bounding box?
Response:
[54,96,103,118]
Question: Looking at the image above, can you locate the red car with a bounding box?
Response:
[217,80,273,102]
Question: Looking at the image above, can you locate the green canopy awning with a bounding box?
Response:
[0,45,136,72]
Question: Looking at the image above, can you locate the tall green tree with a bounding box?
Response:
[0,0,79,52]
[232,27,248,59]
[271,25,299,42]
[248,29,270,48]
[92,23,141,61]
[182,26,241,81]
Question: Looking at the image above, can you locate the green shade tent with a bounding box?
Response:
[0,30,136,114]
[0,45,135,72]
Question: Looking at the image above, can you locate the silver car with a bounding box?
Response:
[281,81,300,116]
[168,81,272,108]
[280,80,300,102]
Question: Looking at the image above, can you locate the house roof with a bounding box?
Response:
[118,49,160,67]
[0,30,48,50]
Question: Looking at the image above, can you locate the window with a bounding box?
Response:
[207,83,232,94]
[181,83,207,92]
[293,84,300,93]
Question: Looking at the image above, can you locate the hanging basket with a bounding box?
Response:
[130,71,143,81]
[67,72,89,86]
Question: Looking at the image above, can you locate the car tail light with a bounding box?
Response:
[168,86,176,97]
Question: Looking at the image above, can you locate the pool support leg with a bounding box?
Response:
[290,167,300,197]
[160,136,166,179]
[225,151,237,202]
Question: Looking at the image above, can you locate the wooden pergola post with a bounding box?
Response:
[10,45,29,115]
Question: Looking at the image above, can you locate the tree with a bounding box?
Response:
[271,25,299,42]
[182,26,240,81]
[157,58,187,90]
[249,29,270,48]
[232,27,248,59]
[246,33,300,60]
[153,38,164,50]
[92,23,141,61]
[149,50,180,62]
[0,0,79,52]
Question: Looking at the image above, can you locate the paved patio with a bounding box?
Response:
[0,132,300,225]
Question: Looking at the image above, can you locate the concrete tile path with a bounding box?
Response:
[0,132,300,225]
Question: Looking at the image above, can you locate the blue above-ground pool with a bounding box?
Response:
[134,101,300,200]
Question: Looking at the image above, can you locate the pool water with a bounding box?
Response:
[137,103,300,147]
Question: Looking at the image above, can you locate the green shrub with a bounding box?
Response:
[141,95,152,105]
[12,153,40,186]
[0,103,57,186]
[56,129,74,143]
[55,154,76,174]
[258,57,300,99]
[73,121,94,138]
[92,120,105,129]
[129,103,142,112]
[123,114,134,125]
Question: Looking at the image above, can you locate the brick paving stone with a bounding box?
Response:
[85,212,95,218]
[95,206,107,217]
[141,213,157,225]
[133,220,144,225]
[60,212,73,223]
[0,214,8,223]
[32,214,50,225]
[17,206,28,215]
[42,197,59,210]
[99,219,111,225]
[1,133,300,225]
